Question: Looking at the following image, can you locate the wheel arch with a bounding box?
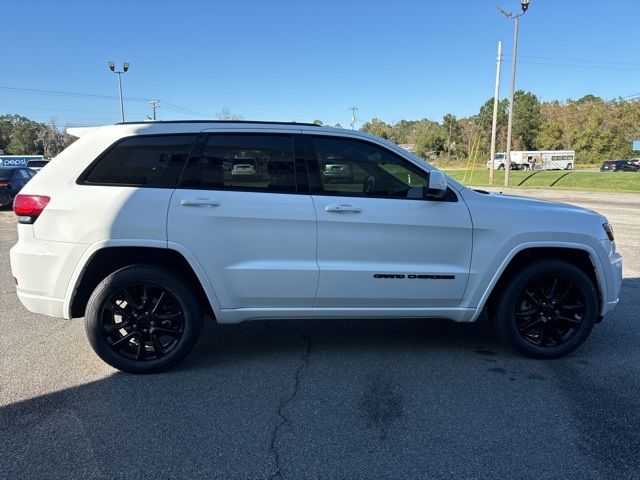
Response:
[67,245,220,320]
[478,245,604,321]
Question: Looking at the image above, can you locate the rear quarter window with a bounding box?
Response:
[81,134,197,187]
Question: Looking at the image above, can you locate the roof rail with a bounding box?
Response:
[116,120,322,127]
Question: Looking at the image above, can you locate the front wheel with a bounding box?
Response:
[85,264,204,373]
[494,260,597,358]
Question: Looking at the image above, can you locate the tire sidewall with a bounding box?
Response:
[85,265,203,374]
[496,261,598,358]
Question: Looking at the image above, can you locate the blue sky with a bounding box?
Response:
[2,0,639,128]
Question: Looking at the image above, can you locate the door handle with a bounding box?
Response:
[325,204,361,213]
[180,198,220,207]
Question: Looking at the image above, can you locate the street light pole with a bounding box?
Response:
[108,61,130,123]
[497,0,530,187]
[504,15,519,187]
[116,72,124,123]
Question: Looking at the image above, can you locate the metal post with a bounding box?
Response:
[117,72,125,123]
[489,41,502,185]
[504,15,519,187]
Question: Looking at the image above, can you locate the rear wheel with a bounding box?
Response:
[494,260,597,358]
[85,264,203,373]
[566,163,573,170]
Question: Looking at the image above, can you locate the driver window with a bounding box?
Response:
[311,136,429,198]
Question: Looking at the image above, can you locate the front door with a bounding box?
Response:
[306,134,473,308]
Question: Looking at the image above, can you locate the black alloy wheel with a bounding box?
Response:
[85,264,203,373]
[495,260,598,358]
[514,275,585,347]
[101,284,185,361]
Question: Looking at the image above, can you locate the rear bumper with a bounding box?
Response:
[15,290,65,318]
[10,226,87,320]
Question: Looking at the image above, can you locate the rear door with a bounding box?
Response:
[167,131,318,309]
[306,134,473,308]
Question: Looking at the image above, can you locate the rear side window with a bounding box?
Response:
[83,135,197,187]
[180,134,297,193]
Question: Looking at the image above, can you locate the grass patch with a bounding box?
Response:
[443,169,640,193]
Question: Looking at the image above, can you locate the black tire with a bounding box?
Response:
[497,164,505,170]
[494,260,597,358]
[85,264,203,373]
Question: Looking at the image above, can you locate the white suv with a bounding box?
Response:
[10,121,623,373]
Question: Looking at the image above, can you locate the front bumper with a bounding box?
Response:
[601,250,623,316]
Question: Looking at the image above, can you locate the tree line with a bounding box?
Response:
[3,93,639,166]
[0,115,76,158]
[360,93,640,166]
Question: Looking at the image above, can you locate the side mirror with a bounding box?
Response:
[425,170,448,199]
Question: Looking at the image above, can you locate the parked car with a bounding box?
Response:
[600,160,640,172]
[231,159,257,176]
[10,121,623,373]
[0,167,36,204]
[26,159,49,172]
[323,161,354,182]
[0,190,10,208]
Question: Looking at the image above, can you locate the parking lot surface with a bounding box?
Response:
[1,190,639,480]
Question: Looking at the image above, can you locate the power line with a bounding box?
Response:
[0,85,151,102]
[500,59,640,72]
[516,55,640,67]
[0,85,213,118]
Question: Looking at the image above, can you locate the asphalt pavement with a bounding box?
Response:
[1,190,639,480]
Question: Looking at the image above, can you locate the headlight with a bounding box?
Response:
[603,223,615,242]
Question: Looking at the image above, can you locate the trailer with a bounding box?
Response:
[487,150,575,170]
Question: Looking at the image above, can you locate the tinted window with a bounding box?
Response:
[0,168,13,180]
[27,160,48,168]
[84,135,196,187]
[310,136,430,198]
[16,169,30,180]
[180,134,296,193]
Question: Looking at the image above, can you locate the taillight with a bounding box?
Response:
[13,194,50,224]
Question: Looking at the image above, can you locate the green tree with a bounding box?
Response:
[7,119,43,155]
[511,90,541,150]
[410,119,446,159]
[442,114,463,159]
[360,118,392,139]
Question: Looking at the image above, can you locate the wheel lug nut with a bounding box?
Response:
[143,328,148,333]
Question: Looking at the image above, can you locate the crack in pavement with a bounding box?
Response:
[267,332,312,480]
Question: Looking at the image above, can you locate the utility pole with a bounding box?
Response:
[498,0,530,187]
[349,106,358,130]
[148,100,159,121]
[489,41,503,185]
[447,123,453,162]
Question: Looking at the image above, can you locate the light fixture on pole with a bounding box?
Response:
[497,0,531,187]
[108,61,130,123]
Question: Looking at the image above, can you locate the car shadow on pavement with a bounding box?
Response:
[2,283,639,480]
[179,314,505,373]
